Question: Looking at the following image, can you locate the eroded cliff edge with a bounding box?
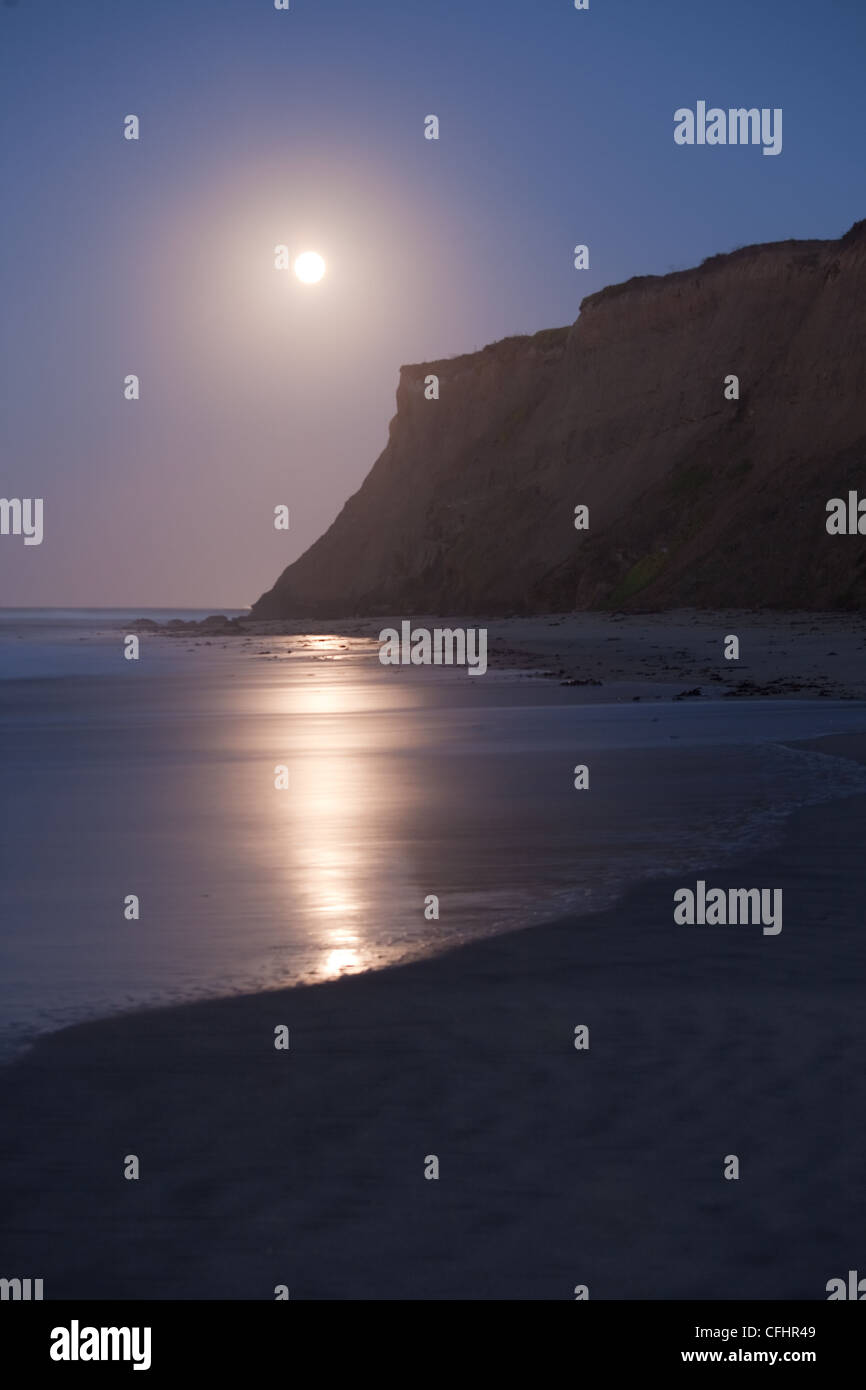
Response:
[253,222,866,617]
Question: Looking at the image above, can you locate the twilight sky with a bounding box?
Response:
[1,0,864,608]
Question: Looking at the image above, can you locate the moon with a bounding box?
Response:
[294,251,326,284]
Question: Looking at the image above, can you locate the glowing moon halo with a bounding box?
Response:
[294,251,326,284]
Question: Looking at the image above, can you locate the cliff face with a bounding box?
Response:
[253,222,866,617]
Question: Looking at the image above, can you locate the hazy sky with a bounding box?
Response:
[1,0,864,607]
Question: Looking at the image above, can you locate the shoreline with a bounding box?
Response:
[3,705,866,1068]
[2,729,865,1299]
[137,608,866,700]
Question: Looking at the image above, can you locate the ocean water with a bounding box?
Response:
[0,607,247,679]
[3,608,866,1060]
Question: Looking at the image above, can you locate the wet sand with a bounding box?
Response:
[8,629,866,1060]
[159,607,866,698]
[1,731,864,1300]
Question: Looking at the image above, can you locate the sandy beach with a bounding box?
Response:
[156,607,866,700]
[1,721,864,1299]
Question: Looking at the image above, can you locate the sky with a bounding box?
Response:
[1,0,864,608]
